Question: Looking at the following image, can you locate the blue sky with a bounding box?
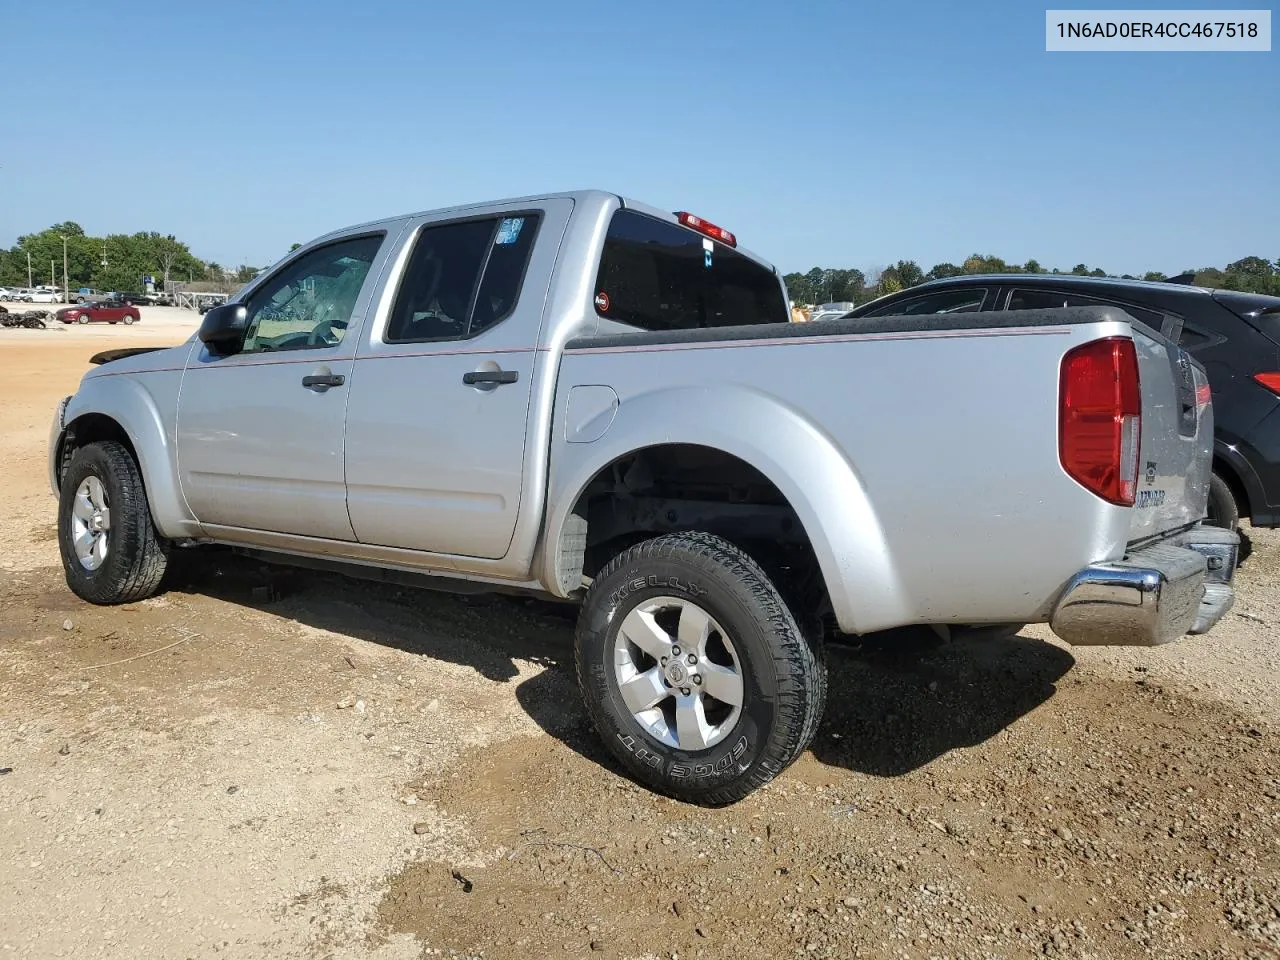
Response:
[2,0,1275,275]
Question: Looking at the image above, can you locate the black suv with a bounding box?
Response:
[115,291,155,306]
[843,274,1280,529]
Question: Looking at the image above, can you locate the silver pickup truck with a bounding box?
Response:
[49,189,1239,805]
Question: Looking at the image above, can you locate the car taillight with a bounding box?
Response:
[1059,336,1142,506]
[1253,372,1280,396]
[674,211,737,247]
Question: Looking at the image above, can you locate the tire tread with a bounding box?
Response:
[575,531,826,806]
[60,440,168,605]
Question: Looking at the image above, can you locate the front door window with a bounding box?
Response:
[240,235,384,353]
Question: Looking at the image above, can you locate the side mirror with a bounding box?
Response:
[198,302,249,356]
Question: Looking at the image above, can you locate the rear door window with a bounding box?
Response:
[1006,288,1167,334]
[385,214,541,343]
[593,210,788,331]
[859,288,988,318]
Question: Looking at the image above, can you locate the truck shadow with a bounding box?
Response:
[167,549,578,683]
[808,629,1075,776]
[172,552,1074,781]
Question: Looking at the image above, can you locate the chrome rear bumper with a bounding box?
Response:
[1050,525,1238,647]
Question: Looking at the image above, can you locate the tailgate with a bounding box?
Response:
[1128,327,1213,541]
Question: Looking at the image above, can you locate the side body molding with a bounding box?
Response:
[541,384,910,634]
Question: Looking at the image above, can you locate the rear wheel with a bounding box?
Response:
[58,440,169,604]
[123,315,134,325]
[575,531,826,806]
[1205,471,1239,530]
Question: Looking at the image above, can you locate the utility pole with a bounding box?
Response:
[51,259,55,286]
[62,235,69,304]
[26,250,32,288]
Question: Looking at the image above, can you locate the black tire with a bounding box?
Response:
[58,440,169,605]
[78,315,89,324]
[575,531,826,806]
[1205,471,1239,530]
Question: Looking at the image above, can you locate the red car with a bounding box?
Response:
[56,300,142,325]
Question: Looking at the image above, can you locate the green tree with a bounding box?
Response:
[891,260,924,289]
[1222,256,1279,295]
[1070,263,1090,276]
[962,254,1007,274]
[0,223,206,292]
[925,262,964,281]
[825,268,867,303]
[1023,259,1043,274]
[783,271,811,304]
[804,267,825,303]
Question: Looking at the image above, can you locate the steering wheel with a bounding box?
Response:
[307,304,346,347]
[308,322,336,347]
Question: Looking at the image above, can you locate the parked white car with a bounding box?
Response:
[810,301,856,322]
[26,289,64,304]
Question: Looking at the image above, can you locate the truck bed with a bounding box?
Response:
[554,305,1211,633]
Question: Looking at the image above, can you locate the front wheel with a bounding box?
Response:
[58,440,169,604]
[575,531,826,806]
[78,315,89,324]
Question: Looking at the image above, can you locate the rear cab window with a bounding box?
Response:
[593,209,788,331]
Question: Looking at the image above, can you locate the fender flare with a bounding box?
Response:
[58,375,200,540]
[1213,438,1264,520]
[540,384,910,634]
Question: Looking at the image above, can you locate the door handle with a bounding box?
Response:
[462,369,518,386]
[302,373,346,389]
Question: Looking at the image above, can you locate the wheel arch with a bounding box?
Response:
[539,384,910,635]
[56,378,199,539]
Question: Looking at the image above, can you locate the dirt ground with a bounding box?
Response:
[1,326,1278,960]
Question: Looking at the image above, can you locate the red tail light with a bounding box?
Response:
[1060,337,1142,506]
[675,211,737,247]
[1253,372,1280,396]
